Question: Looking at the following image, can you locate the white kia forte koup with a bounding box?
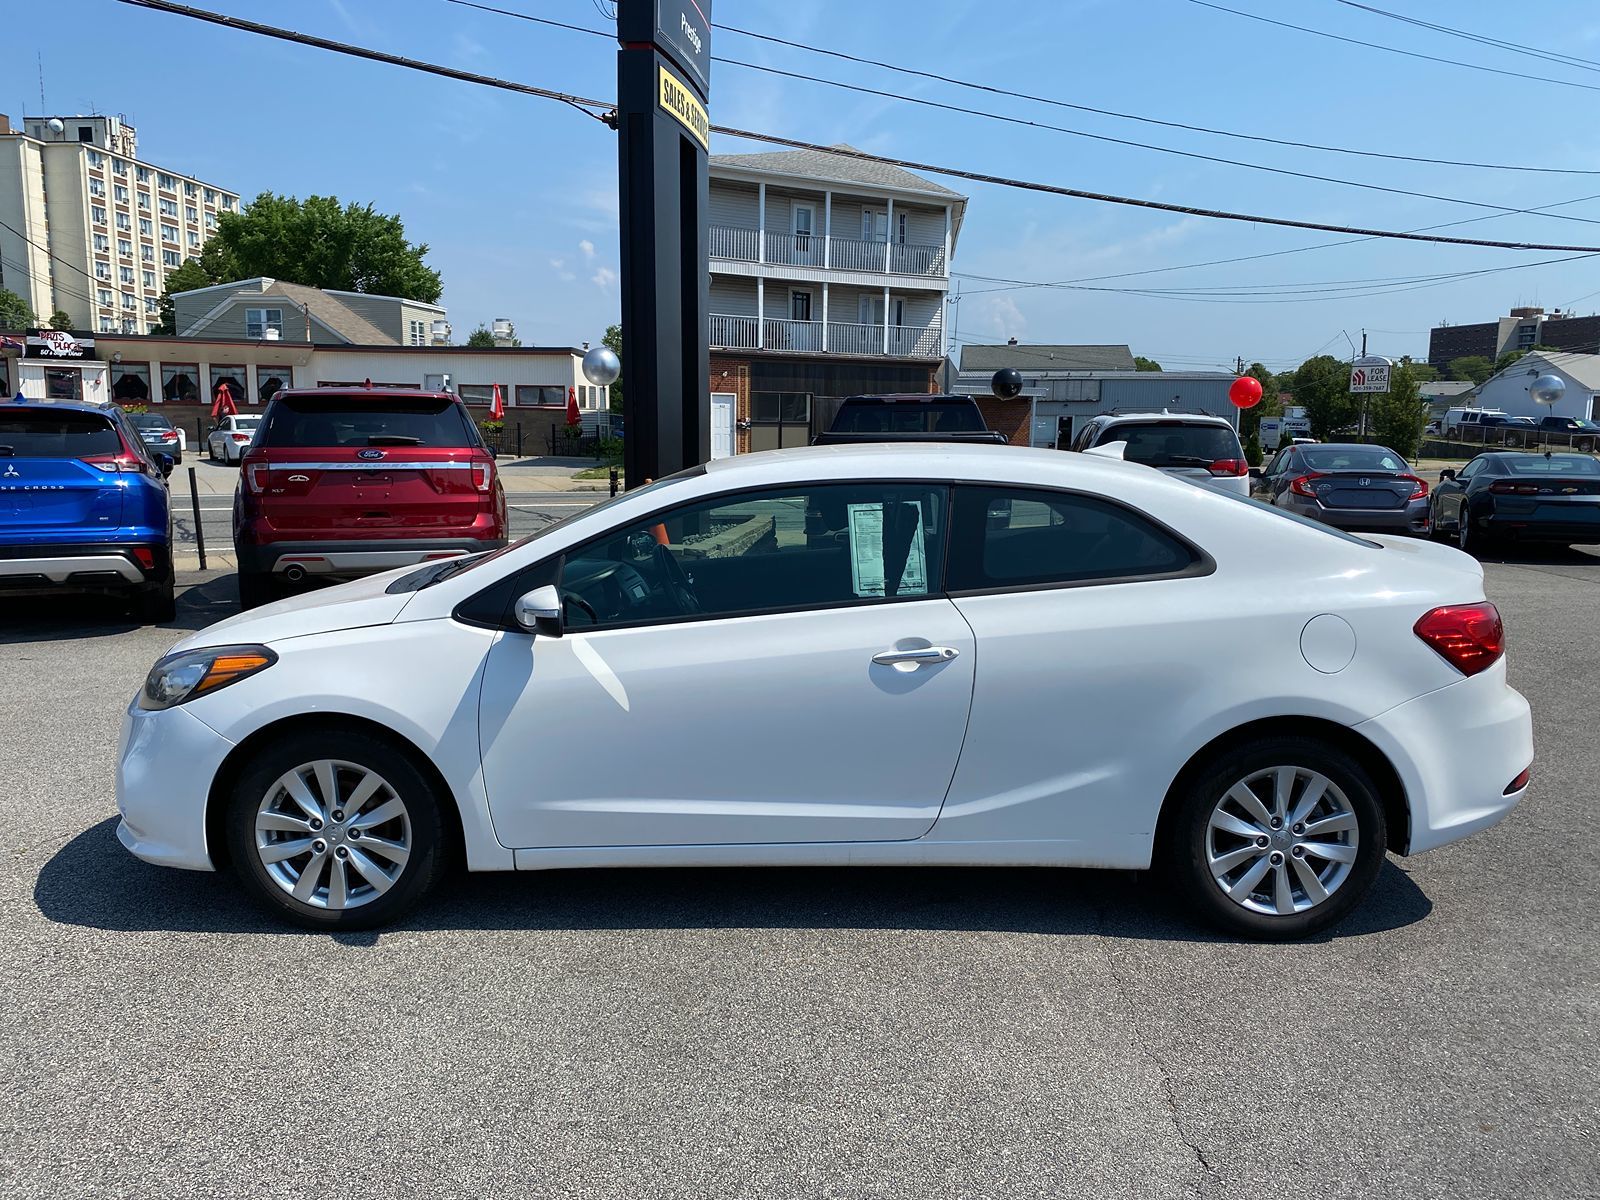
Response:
[117,444,1533,937]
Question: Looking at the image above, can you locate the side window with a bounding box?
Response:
[1263,449,1287,477]
[1459,458,1485,481]
[1072,422,1099,452]
[948,486,1198,591]
[561,483,948,630]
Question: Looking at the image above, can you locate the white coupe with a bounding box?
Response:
[116,444,1533,936]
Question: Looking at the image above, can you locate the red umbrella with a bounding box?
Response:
[565,386,580,427]
[489,382,505,421]
[211,380,239,419]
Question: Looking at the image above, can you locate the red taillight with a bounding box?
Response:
[81,453,146,475]
[1504,766,1532,795]
[1289,473,1323,498]
[231,433,251,443]
[157,430,177,442]
[1402,475,1428,499]
[1208,459,1247,477]
[1414,602,1504,676]
[246,462,269,492]
[471,457,493,492]
[130,546,156,571]
[1489,481,1538,495]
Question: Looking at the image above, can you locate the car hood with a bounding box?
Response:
[172,570,416,652]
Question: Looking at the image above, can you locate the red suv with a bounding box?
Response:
[233,387,506,607]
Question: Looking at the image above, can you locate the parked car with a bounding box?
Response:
[1431,451,1600,554]
[1253,443,1430,535]
[1071,412,1249,496]
[207,414,263,464]
[0,398,176,621]
[1443,408,1506,434]
[119,443,1532,938]
[126,411,185,464]
[1535,415,1600,451]
[1474,415,1538,446]
[232,387,506,608]
[811,395,1008,446]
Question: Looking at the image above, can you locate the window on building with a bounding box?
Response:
[256,366,291,402]
[93,233,110,252]
[184,182,197,198]
[136,166,150,183]
[137,191,150,210]
[210,366,247,407]
[946,487,1199,592]
[97,288,113,305]
[138,218,152,236]
[122,317,139,334]
[160,363,201,404]
[158,173,176,190]
[86,150,104,167]
[245,308,284,339]
[115,184,129,203]
[456,384,506,406]
[119,266,134,284]
[158,198,177,216]
[115,213,130,231]
[144,296,160,313]
[222,195,236,211]
[187,230,200,248]
[122,292,136,311]
[89,178,105,197]
[161,249,180,267]
[204,188,216,204]
[117,238,132,256]
[142,270,155,289]
[99,316,115,333]
[110,362,153,405]
[92,206,107,225]
[514,385,565,407]
[77,126,94,143]
[184,205,197,223]
[95,263,111,281]
[113,158,126,175]
[161,223,178,242]
[205,213,217,230]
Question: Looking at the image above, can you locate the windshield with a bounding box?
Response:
[255,395,479,448]
[832,400,984,434]
[129,413,174,431]
[1299,446,1407,472]
[1504,454,1600,475]
[233,415,262,428]
[1107,422,1242,467]
[0,410,121,458]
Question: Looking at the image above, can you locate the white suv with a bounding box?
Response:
[1070,412,1250,497]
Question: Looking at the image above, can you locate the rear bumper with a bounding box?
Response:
[1482,511,1600,544]
[0,541,169,594]
[1287,497,1431,534]
[236,537,506,578]
[1356,659,1533,855]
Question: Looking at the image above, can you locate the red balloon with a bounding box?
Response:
[1230,376,1263,409]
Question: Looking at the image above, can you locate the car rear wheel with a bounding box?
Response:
[1164,736,1386,939]
[225,731,446,930]
[132,578,176,624]
[1457,505,1490,557]
[237,570,276,610]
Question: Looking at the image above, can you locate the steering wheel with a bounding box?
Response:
[653,543,701,614]
[562,592,599,626]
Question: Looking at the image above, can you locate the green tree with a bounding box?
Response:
[1399,354,1438,383]
[1133,355,1162,372]
[47,310,73,331]
[1448,355,1494,385]
[1369,362,1427,458]
[603,323,624,411]
[1290,354,1356,440]
[1243,428,1264,468]
[187,193,442,302]
[464,326,496,348]
[151,258,214,336]
[0,287,34,329]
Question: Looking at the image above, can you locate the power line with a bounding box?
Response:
[1187,0,1600,93]
[444,0,1600,178]
[1330,1,1600,75]
[117,0,1600,254]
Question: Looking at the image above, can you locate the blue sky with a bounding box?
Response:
[30,0,1600,370]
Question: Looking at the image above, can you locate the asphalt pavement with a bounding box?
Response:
[1,546,1596,1198]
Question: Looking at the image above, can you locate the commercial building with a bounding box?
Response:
[706,144,965,451]
[949,342,1238,447]
[1427,306,1600,369]
[0,113,239,335]
[1473,351,1600,422]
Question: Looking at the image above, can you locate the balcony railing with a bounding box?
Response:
[710,312,942,358]
[708,225,948,277]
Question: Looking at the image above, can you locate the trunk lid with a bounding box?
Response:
[1307,471,1416,511]
[0,408,127,532]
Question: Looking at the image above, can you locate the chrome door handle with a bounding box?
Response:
[872,646,960,666]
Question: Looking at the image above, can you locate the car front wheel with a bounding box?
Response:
[225,730,446,930]
[1165,736,1386,939]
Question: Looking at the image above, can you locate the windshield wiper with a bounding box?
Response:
[366,435,423,445]
[1163,454,1217,467]
[419,553,486,588]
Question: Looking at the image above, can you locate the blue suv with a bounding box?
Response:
[0,398,177,622]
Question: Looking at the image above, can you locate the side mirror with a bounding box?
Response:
[155,453,175,478]
[1439,469,1456,482]
[513,583,563,637]
[1248,467,1263,482]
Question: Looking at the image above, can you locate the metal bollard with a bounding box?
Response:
[187,465,207,571]
[516,422,523,458]
[609,467,619,497]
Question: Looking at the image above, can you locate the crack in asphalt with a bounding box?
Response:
[1094,907,1221,1199]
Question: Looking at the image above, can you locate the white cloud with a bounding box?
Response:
[579,239,597,261]
[972,295,1026,341]
[592,266,617,289]
[549,257,576,283]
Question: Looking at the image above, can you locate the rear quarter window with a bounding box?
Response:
[0,410,121,458]
[256,395,478,448]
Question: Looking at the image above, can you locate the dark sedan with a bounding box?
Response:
[1432,451,1600,555]
[1252,443,1430,535]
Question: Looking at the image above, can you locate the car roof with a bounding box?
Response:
[3,399,119,417]
[1093,411,1235,427]
[270,388,460,402]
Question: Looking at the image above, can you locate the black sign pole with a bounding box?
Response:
[615,0,711,485]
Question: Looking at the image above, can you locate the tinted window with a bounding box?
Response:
[1504,454,1600,476]
[1097,421,1242,467]
[1299,446,1406,472]
[255,395,478,448]
[948,486,1197,590]
[562,484,948,629]
[832,400,983,434]
[129,413,174,431]
[0,410,121,458]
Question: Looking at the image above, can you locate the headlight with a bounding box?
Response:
[139,644,277,710]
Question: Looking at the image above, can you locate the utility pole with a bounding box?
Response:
[1361,330,1367,358]
[1235,355,1245,375]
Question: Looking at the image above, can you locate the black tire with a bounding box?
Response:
[1162,735,1387,940]
[237,570,276,610]
[132,578,177,624]
[225,729,447,930]
[1457,502,1491,557]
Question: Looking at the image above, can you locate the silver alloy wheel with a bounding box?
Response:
[253,759,412,911]
[1205,765,1359,916]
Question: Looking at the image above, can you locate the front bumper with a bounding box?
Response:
[1356,658,1533,855]
[235,537,505,579]
[115,700,236,871]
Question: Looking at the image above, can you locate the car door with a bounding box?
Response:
[477,481,976,848]
[932,484,1214,863]
[1436,457,1481,527]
